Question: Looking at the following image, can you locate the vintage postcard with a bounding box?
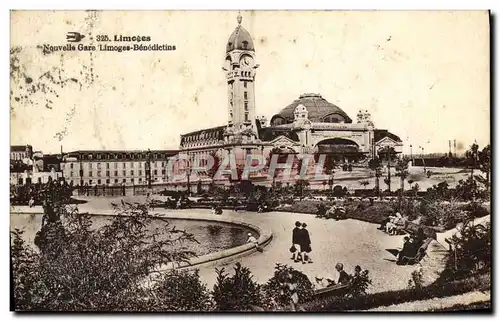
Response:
[10,10,491,312]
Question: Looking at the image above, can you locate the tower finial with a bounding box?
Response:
[237,11,242,25]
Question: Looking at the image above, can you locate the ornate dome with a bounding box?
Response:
[226,15,255,53]
[271,93,353,125]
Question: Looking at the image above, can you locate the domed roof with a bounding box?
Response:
[272,93,353,123]
[226,16,255,53]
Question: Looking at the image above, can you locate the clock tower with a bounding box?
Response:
[223,13,259,140]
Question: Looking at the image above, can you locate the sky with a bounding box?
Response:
[10,10,490,155]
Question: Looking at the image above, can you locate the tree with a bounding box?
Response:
[323,156,336,195]
[11,200,200,311]
[478,144,491,189]
[294,179,310,197]
[368,157,382,197]
[465,142,479,178]
[395,157,410,201]
[379,147,396,193]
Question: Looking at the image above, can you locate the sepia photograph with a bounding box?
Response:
[9,10,491,312]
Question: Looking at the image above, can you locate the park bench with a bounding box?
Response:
[397,237,433,265]
[313,282,351,300]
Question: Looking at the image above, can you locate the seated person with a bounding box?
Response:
[413,228,426,247]
[397,236,412,264]
[385,217,397,235]
[335,263,351,285]
[379,216,391,230]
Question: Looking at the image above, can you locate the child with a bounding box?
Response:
[247,233,263,252]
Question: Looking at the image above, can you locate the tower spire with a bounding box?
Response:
[237,11,242,25]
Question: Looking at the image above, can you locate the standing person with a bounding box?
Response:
[300,223,313,264]
[291,221,302,262]
[28,196,35,208]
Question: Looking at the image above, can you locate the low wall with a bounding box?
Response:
[10,208,273,271]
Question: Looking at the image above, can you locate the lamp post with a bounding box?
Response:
[410,144,413,164]
[79,154,84,192]
[186,160,192,197]
[419,146,426,172]
[145,149,152,189]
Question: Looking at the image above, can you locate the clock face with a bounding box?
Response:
[240,55,254,67]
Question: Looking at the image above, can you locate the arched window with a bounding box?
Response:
[271,116,286,126]
[322,114,344,123]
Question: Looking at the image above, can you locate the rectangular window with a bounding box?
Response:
[122,170,126,176]
[131,178,134,183]
[122,163,126,169]
[106,171,110,176]
[122,178,126,183]
[70,171,74,177]
[89,171,93,177]
[114,171,118,176]
[139,178,142,183]
[244,81,247,88]
[139,170,142,176]
[70,163,74,169]
[153,169,158,175]
[245,113,249,122]
[89,180,93,185]
[97,170,101,177]
[97,179,101,185]
[131,170,134,176]
[114,162,118,169]
[162,169,166,175]
[106,163,110,169]
[106,179,110,184]
[244,91,248,99]
[244,102,248,111]
[114,179,118,183]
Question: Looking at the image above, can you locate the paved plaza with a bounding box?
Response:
[11,195,449,293]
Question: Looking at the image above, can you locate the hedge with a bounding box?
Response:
[300,272,491,311]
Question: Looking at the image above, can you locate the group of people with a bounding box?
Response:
[396,228,427,265]
[379,212,407,235]
[290,221,313,264]
[315,263,362,288]
[316,203,347,220]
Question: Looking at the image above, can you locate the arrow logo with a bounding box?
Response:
[66,32,85,43]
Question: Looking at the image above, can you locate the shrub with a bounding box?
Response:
[11,200,200,311]
[347,268,372,298]
[408,267,424,290]
[151,269,213,311]
[301,272,490,311]
[212,263,262,311]
[261,263,314,310]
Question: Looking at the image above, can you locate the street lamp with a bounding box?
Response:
[419,146,426,172]
[79,153,84,193]
[186,159,192,197]
[145,149,152,189]
[409,144,413,163]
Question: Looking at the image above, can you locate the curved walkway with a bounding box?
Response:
[10,196,449,293]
